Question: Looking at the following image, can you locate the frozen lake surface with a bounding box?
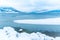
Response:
[0,9,60,37]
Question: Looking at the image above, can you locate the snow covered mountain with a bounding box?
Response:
[31,10,60,13]
[0,7,20,13]
[0,7,60,14]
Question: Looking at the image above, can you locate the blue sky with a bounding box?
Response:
[0,0,60,12]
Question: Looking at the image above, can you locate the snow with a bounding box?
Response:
[14,17,60,25]
[1,26,60,40]
[0,26,58,40]
[19,29,23,32]
[55,37,60,40]
[0,7,19,13]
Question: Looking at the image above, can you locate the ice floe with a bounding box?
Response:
[14,18,60,25]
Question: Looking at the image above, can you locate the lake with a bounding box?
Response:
[0,12,60,37]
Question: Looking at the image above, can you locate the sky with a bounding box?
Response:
[0,0,60,12]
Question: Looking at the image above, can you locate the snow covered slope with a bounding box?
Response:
[0,27,55,40]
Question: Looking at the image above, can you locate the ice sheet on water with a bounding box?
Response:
[0,26,58,40]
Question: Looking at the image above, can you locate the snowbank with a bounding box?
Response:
[0,26,56,40]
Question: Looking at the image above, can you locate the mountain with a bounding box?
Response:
[28,10,60,15]
[0,7,60,15]
[42,10,60,13]
[0,7,21,13]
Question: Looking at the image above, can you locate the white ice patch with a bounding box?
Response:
[14,18,60,25]
[0,26,56,40]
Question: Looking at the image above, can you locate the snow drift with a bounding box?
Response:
[0,26,59,40]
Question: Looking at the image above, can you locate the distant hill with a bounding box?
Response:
[0,7,21,13]
[0,7,60,15]
[42,10,60,13]
[28,10,60,15]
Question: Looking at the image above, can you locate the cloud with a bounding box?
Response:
[0,0,60,12]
